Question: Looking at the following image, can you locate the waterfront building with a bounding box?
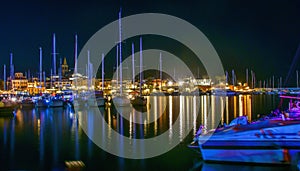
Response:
[11,72,28,92]
[27,77,45,95]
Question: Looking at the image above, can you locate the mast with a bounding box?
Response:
[102,53,105,91]
[160,52,162,90]
[3,65,6,90]
[52,33,57,76]
[39,47,43,83]
[140,37,143,95]
[59,58,62,87]
[272,75,275,89]
[252,71,254,88]
[119,8,123,95]
[231,70,235,86]
[10,53,14,79]
[87,50,90,90]
[74,34,78,74]
[225,71,228,85]
[43,71,46,88]
[253,72,256,88]
[132,43,135,85]
[50,69,53,88]
[28,69,30,81]
[116,44,119,89]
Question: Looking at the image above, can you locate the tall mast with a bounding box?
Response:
[87,50,90,90]
[10,53,14,79]
[140,37,143,95]
[272,75,275,89]
[160,52,162,90]
[43,71,46,88]
[231,70,235,86]
[50,69,53,88]
[132,43,135,85]
[116,44,119,89]
[39,47,43,83]
[160,53,162,81]
[3,65,6,90]
[28,69,30,81]
[102,53,105,91]
[52,33,57,76]
[251,70,254,89]
[59,57,62,86]
[225,71,228,85]
[74,34,78,74]
[118,8,123,94]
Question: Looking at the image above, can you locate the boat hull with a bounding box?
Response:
[200,140,300,164]
[35,100,49,108]
[22,103,35,108]
[198,120,300,164]
[49,100,64,108]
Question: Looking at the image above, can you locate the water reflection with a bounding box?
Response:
[77,94,265,152]
[0,94,281,170]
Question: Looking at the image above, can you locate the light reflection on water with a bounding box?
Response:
[0,94,288,170]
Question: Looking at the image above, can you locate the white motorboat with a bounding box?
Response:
[195,118,300,164]
[193,95,300,165]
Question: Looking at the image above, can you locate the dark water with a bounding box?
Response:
[0,94,293,170]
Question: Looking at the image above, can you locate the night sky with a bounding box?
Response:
[0,1,300,86]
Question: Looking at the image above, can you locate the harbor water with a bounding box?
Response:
[0,94,293,170]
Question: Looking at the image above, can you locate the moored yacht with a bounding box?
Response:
[192,95,300,165]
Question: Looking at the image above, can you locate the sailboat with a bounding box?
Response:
[112,8,130,107]
[95,53,106,107]
[130,37,147,106]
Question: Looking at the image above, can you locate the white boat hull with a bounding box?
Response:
[200,143,300,164]
[197,120,300,164]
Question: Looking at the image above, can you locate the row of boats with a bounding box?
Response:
[0,95,67,116]
[0,90,149,116]
[191,95,300,167]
